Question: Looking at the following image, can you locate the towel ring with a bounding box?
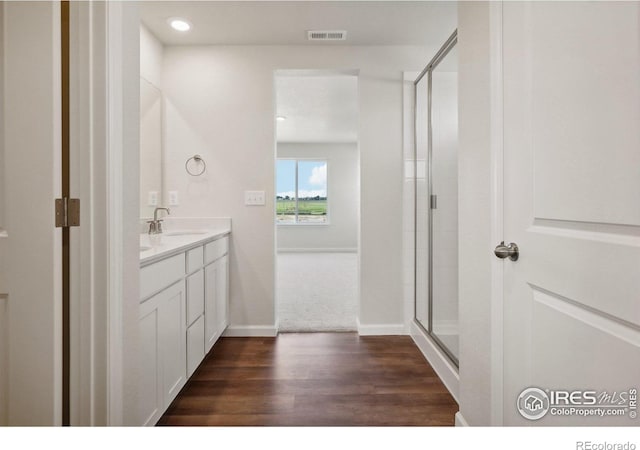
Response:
[185,154,206,176]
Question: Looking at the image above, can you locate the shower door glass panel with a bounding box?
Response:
[414,32,458,367]
[415,76,430,329]
[430,46,459,362]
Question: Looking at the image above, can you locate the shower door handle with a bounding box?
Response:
[430,195,437,209]
[494,241,519,261]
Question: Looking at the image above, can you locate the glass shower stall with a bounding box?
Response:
[414,31,459,366]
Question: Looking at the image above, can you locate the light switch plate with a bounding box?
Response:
[169,191,179,206]
[148,191,158,206]
[245,190,266,206]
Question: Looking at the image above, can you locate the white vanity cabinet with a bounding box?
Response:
[139,233,230,426]
[204,237,229,352]
[139,282,187,426]
[204,256,229,352]
[216,255,229,340]
[139,254,187,427]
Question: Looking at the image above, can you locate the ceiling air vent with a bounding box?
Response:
[307,30,347,41]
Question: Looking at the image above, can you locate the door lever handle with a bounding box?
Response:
[494,241,519,261]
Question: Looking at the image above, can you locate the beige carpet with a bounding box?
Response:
[277,252,358,332]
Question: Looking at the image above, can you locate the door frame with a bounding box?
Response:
[68,0,139,426]
[489,1,505,426]
[69,0,114,425]
[272,69,361,335]
[69,0,510,428]
[456,0,507,427]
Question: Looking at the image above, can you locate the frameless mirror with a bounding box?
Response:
[140,77,163,219]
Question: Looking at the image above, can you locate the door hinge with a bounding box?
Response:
[55,198,80,228]
[430,194,438,210]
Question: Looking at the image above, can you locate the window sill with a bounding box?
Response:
[277,223,331,227]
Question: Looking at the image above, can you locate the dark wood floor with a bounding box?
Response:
[158,332,458,426]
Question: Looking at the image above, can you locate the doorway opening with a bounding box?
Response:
[274,70,360,332]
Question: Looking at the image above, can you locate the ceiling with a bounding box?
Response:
[140,1,457,46]
[140,1,457,143]
[276,73,358,143]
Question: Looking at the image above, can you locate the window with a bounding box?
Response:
[276,159,328,224]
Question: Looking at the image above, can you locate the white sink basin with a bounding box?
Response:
[163,230,209,237]
[140,245,153,252]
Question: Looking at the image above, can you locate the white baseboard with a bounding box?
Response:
[455,412,469,427]
[410,320,460,403]
[222,325,278,337]
[357,318,407,336]
[277,248,358,253]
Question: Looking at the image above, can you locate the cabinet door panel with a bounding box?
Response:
[216,256,229,334]
[204,262,217,353]
[140,253,185,300]
[186,246,204,274]
[139,306,162,426]
[186,315,205,377]
[159,282,187,407]
[205,236,229,264]
[186,269,204,327]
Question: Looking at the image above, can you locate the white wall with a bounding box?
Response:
[277,142,358,252]
[458,1,494,426]
[162,45,436,330]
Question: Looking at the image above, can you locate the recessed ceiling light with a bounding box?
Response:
[168,18,191,32]
[276,116,287,121]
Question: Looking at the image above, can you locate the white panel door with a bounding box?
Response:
[2,2,63,425]
[502,1,640,425]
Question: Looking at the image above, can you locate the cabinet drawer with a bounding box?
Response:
[205,236,228,264]
[186,315,205,378]
[186,269,204,327]
[186,246,204,274]
[140,253,185,301]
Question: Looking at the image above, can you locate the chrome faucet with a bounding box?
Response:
[148,207,170,235]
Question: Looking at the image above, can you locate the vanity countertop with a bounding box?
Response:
[140,227,230,267]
